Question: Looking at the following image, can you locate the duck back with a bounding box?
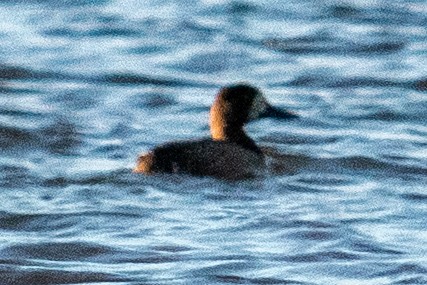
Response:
[134,139,266,180]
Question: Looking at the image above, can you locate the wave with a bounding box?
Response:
[0,267,128,285]
[0,119,80,155]
[263,37,405,56]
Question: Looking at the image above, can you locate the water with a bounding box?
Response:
[0,0,426,284]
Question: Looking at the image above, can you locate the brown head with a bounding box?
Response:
[209,84,297,142]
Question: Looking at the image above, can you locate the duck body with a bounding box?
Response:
[134,84,296,180]
[134,139,265,180]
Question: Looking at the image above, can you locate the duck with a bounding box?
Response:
[133,84,297,180]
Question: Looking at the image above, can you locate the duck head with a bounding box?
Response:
[209,84,297,141]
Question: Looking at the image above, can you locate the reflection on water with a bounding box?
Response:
[0,0,426,284]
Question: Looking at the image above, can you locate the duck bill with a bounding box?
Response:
[260,104,298,119]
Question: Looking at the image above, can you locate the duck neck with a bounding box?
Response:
[211,125,262,154]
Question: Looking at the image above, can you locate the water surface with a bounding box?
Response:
[0,0,426,284]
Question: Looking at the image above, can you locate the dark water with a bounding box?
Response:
[1,0,426,284]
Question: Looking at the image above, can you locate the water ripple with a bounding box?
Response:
[263,37,405,56]
[0,267,128,285]
[280,251,361,262]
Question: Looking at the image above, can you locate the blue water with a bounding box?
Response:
[1,0,426,284]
